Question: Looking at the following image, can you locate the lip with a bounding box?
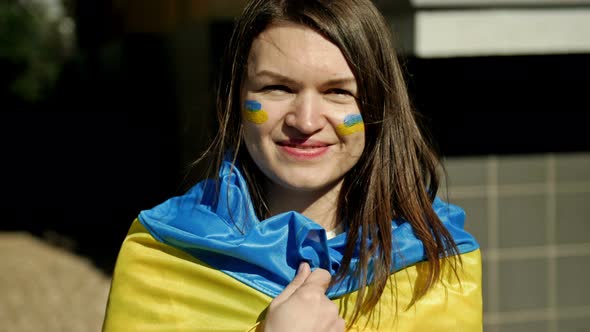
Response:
[276,139,331,160]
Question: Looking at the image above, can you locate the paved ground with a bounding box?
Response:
[0,232,111,332]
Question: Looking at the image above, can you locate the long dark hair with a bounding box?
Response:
[199,0,459,325]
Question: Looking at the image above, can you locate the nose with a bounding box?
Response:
[284,92,327,135]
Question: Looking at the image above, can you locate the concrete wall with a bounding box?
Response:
[444,153,590,331]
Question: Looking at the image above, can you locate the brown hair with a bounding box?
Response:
[200,0,459,325]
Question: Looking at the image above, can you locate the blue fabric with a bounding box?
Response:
[138,158,479,299]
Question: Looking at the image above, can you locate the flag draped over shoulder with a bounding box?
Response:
[102,159,483,332]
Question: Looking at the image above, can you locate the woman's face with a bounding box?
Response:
[241,22,365,193]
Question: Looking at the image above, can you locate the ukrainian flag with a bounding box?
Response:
[103,159,482,331]
[242,100,268,124]
[336,114,365,136]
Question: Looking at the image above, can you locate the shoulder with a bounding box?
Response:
[433,196,481,253]
[103,219,270,332]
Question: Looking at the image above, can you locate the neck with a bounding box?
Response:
[264,180,342,231]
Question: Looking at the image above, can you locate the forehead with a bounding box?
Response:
[247,22,354,80]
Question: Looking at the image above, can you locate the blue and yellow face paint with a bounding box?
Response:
[242,100,268,124]
[336,114,364,136]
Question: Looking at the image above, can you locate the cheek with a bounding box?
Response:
[335,113,365,136]
[353,134,366,156]
[242,99,269,125]
[345,129,365,157]
[242,122,265,152]
[242,125,265,169]
[241,109,274,156]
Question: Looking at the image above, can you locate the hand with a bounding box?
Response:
[260,262,345,332]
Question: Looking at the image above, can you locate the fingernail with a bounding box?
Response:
[297,262,304,274]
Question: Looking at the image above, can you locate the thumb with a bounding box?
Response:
[272,262,311,305]
[301,267,332,292]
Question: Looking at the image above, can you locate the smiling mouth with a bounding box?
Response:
[278,142,327,148]
[276,139,331,159]
[277,138,330,148]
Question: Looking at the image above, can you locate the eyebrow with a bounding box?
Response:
[253,70,356,87]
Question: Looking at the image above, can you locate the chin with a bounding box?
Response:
[272,174,342,193]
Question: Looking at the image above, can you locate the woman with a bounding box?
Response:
[102,0,482,331]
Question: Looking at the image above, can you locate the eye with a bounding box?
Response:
[261,85,292,93]
[325,88,357,102]
[327,88,354,97]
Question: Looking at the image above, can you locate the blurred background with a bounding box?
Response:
[0,0,588,331]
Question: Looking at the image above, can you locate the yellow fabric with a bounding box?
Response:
[336,248,482,331]
[103,220,482,332]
